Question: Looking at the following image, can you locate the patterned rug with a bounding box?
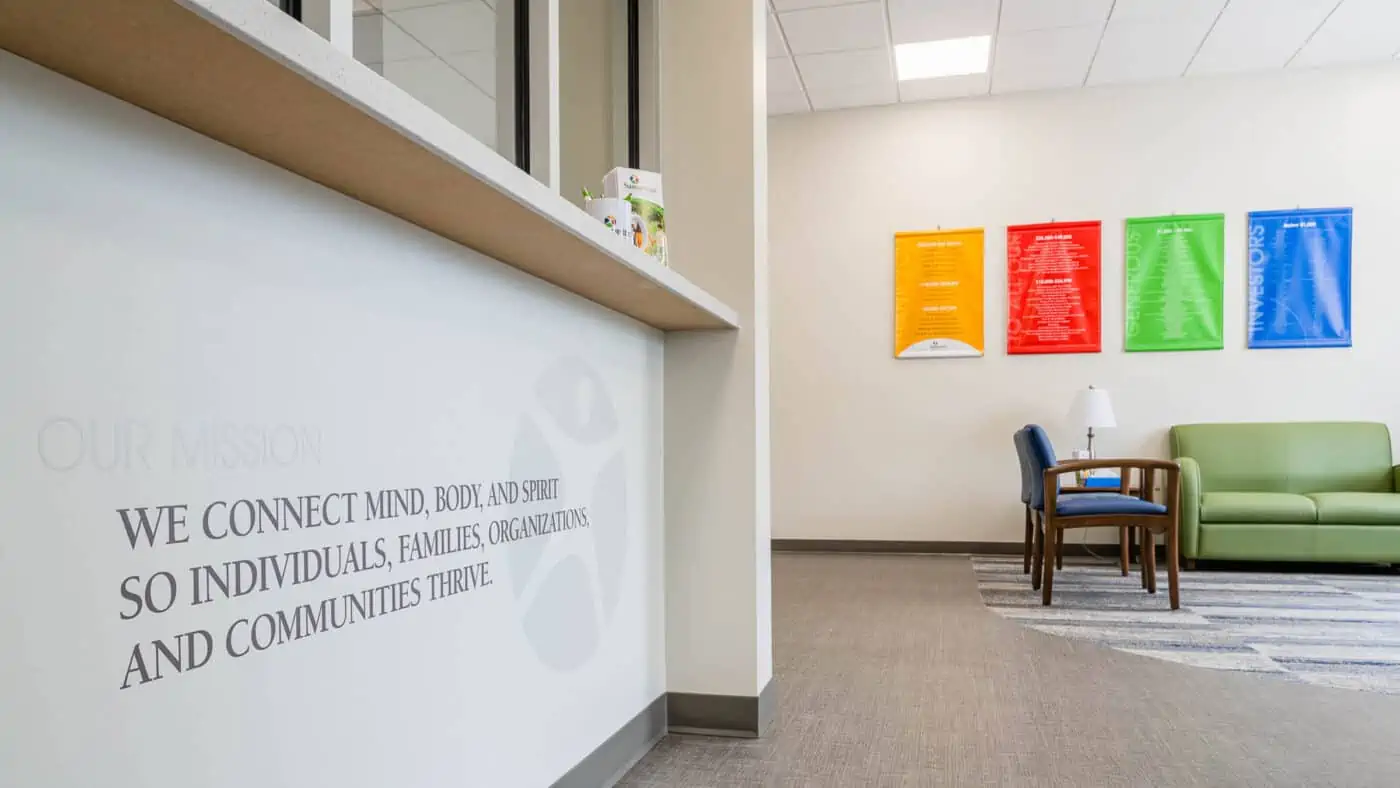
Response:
[973,555,1400,694]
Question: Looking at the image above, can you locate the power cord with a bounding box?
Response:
[1080,528,1113,563]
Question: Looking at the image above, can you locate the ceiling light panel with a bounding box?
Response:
[895,36,992,81]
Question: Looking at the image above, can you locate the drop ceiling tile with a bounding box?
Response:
[1000,0,1114,33]
[1292,0,1400,67]
[796,47,893,90]
[1110,0,1227,24]
[376,15,435,61]
[1088,17,1215,85]
[898,73,991,102]
[780,2,888,55]
[887,0,998,45]
[772,0,860,10]
[769,56,804,94]
[808,81,899,111]
[767,14,788,57]
[769,90,812,115]
[377,0,471,10]
[444,51,496,97]
[388,0,496,57]
[382,56,496,145]
[354,0,376,13]
[992,25,1102,93]
[798,47,896,110]
[1188,0,1336,75]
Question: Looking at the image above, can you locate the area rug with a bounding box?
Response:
[973,555,1400,694]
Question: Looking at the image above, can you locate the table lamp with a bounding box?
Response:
[1068,385,1116,458]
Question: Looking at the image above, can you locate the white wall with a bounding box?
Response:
[770,63,1400,543]
[0,51,661,787]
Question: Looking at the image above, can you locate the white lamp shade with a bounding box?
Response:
[1069,386,1116,429]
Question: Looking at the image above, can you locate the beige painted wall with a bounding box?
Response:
[662,0,772,700]
[769,63,1400,544]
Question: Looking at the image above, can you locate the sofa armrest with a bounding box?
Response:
[1177,456,1202,559]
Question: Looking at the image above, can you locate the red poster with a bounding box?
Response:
[1007,221,1102,354]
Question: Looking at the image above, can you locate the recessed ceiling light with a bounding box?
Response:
[894,36,991,81]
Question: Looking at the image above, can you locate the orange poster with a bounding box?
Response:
[894,228,985,358]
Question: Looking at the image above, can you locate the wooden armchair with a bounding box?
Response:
[1025,426,1182,608]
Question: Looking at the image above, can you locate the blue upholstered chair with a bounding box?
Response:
[1013,427,1036,575]
[1015,425,1105,577]
[1014,425,1078,576]
[1025,425,1183,608]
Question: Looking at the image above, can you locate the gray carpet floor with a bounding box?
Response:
[619,553,1400,787]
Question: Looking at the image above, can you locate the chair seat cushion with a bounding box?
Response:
[1307,492,1400,525]
[1055,493,1166,517]
[1201,492,1316,524]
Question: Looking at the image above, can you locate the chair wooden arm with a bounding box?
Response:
[1045,459,1180,501]
[1047,458,1181,475]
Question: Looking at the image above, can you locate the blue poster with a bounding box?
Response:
[1247,207,1352,348]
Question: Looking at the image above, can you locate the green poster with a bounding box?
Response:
[1124,213,1225,352]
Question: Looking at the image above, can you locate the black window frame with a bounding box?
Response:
[626,0,640,169]
[513,0,531,170]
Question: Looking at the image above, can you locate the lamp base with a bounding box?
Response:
[1079,428,1097,486]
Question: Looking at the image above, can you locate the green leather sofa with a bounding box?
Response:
[1172,422,1400,564]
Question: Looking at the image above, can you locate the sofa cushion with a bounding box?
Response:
[1170,422,1393,494]
[1307,493,1400,525]
[1201,492,1317,524]
[1315,526,1400,561]
[1198,524,1317,560]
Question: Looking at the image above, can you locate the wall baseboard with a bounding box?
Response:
[772,539,1122,557]
[554,681,779,786]
[667,679,776,738]
[552,693,667,788]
